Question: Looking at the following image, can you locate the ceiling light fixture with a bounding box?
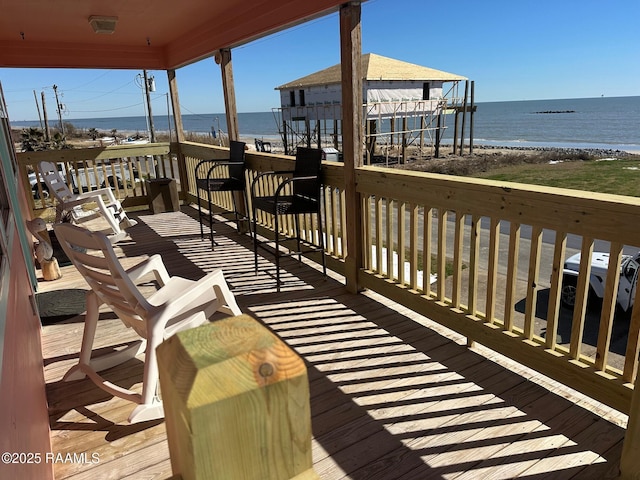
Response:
[88,16,118,34]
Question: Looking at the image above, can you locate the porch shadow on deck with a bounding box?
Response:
[40,206,626,480]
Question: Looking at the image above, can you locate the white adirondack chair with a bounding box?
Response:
[53,223,242,423]
[39,161,137,242]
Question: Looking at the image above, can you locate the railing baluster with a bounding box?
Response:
[332,187,340,255]
[340,188,347,259]
[125,158,135,196]
[76,160,87,192]
[452,211,464,309]
[546,231,567,349]
[136,156,147,195]
[330,188,337,255]
[570,236,594,360]
[323,186,332,255]
[485,217,500,325]
[468,214,481,316]
[100,161,109,190]
[596,242,623,371]
[524,225,543,340]
[437,208,447,302]
[504,222,521,332]
[386,198,393,280]
[33,163,46,208]
[398,201,406,285]
[363,196,372,270]
[108,161,120,195]
[168,153,177,178]
[422,206,433,296]
[409,203,418,290]
[375,195,383,275]
[300,212,308,244]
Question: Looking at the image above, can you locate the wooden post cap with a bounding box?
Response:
[157,314,318,480]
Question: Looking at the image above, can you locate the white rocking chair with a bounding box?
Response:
[53,223,242,423]
[39,161,137,243]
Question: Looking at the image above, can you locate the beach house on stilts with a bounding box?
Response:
[275,53,472,163]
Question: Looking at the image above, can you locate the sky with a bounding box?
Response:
[1,0,639,121]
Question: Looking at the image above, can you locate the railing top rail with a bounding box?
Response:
[356,165,640,245]
[16,143,171,165]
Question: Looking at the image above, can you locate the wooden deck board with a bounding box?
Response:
[38,207,627,479]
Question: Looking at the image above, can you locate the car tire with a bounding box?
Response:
[32,184,49,199]
[103,176,124,189]
[560,276,577,309]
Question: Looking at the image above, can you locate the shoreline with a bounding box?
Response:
[241,137,640,157]
[446,143,640,156]
[11,126,639,157]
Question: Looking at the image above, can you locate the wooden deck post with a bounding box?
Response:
[366,119,376,164]
[167,69,189,201]
[435,113,441,158]
[157,314,318,480]
[459,80,469,155]
[401,117,407,164]
[620,293,640,478]
[340,1,364,294]
[217,48,239,141]
[216,48,248,231]
[469,80,475,155]
[452,110,459,155]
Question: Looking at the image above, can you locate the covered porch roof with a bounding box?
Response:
[0,0,347,69]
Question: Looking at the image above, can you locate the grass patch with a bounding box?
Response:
[402,150,640,197]
[475,157,640,196]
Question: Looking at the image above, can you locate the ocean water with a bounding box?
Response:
[10,96,640,152]
[467,96,640,151]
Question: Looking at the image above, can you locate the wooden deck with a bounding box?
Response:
[38,206,628,480]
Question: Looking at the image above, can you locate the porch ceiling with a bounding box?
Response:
[0,0,348,70]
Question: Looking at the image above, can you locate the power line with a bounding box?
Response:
[67,102,144,113]
[61,70,114,91]
[62,79,138,104]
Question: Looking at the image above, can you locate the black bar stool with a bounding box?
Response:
[195,140,247,248]
[250,147,326,291]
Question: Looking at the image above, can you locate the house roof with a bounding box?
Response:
[0,0,348,70]
[276,53,467,89]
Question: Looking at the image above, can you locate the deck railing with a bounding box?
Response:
[177,143,640,416]
[17,143,175,212]
[19,142,640,473]
[355,167,640,415]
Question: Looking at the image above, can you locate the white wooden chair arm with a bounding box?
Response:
[60,195,95,209]
[152,269,240,324]
[76,187,118,205]
[126,254,171,287]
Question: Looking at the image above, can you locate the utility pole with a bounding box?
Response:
[52,84,65,136]
[33,90,43,130]
[143,70,156,143]
[41,91,51,142]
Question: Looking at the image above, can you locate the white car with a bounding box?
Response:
[561,251,639,312]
